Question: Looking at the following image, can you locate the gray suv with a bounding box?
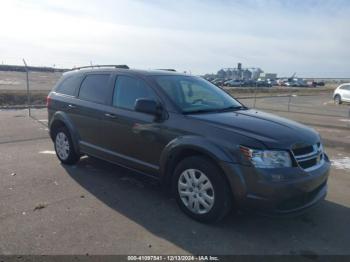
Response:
[48,65,330,223]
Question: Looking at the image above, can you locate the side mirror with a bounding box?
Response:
[134,98,162,116]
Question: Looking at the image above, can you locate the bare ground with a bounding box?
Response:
[0,70,338,106]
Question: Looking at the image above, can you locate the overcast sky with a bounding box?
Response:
[0,0,349,77]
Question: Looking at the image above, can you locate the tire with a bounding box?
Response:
[172,156,233,223]
[53,127,80,165]
[334,95,342,105]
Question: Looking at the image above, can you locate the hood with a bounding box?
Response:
[188,109,320,149]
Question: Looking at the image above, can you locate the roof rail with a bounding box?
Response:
[70,65,129,71]
[156,69,176,72]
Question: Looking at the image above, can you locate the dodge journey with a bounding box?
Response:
[47,65,330,223]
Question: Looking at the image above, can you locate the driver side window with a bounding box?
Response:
[113,76,158,110]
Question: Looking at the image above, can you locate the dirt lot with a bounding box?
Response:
[0,69,339,107]
[0,109,349,255]
[1,70,349,255]
[0,71,61,91]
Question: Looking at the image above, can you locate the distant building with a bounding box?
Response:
[242,69,252,80]
[216,63,263,80]
[217,69,226,79]
[259,73,277,80]
[250,68,263,80]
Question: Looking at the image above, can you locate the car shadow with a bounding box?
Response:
[63,156,350,255]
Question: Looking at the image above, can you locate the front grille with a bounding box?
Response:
[292,143,324,171]
[299,158,318,169]
[292,145,314,156]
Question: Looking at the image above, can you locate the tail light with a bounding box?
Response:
[46,96,52,107]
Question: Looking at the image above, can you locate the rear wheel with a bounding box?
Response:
[172,156,233,223]
[334,95,342,105]
[54,127,80,165]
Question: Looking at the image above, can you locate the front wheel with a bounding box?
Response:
[54,127,80,165]
[334,95,342,105]
[172,156,233,223]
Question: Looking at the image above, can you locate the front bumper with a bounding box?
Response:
[220,155,331,215]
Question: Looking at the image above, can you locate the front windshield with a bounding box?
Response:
[154,75,244,114]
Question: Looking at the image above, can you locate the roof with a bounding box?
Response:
[63,66,187,77]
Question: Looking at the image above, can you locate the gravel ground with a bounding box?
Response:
[0,109,349,255]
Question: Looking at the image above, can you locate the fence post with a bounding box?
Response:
[287,89,292,112]
[23,59,31,117]
[253,83,257,108]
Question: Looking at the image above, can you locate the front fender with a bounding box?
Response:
[159,136,235,183]
[49,111,80,154]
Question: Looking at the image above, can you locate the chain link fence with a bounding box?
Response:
[0,64,349,129]
[237,93,349,118]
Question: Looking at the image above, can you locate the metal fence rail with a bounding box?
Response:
[15,62,350,129]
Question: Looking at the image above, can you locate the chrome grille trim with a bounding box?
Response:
[292,143,324,172]
[303,158,325,172]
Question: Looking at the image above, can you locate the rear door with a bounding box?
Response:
[50,74,83,123]
[69,73,114,155]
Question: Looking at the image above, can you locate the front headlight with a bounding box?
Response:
[240,146,292,168]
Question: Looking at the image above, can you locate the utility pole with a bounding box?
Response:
[22,59,31,117]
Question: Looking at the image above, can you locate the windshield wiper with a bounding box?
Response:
[183,105,247,115]
[183,108,219,115]
[216,105,247,112]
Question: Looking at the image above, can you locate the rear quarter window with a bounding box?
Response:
[55,75,82,96]
[79,74,111,104]
[339,85,350,91]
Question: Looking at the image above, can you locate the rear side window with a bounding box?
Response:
[56,75,81,96]
[343,85,350,91]
[113,76,157,110]
[79,74,110,104]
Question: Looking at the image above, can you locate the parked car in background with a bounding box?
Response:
[295,79,309,87]
[333,83,350,104]
[223,79,233,86]
[307,81,318,87]
[256,80,272,87]
[225,79,245,87]
[211,78,225,87]
[281,80,308,88]
[266,79,278,87]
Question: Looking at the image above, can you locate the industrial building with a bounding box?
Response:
[206,63,277,81]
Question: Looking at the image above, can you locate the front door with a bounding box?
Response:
[101,75,167,175]
[343,85,350,101]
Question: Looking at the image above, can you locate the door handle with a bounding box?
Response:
[104,113,117,119]
[67,104,76,109]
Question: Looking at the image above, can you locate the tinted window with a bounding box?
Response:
[79,74,110,104]
[113,76,157,110]
[339,85,349,90]
[56,75,81,96]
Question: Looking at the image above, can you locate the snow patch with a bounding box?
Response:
[331,157,350,170]
[39,150,55,155]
